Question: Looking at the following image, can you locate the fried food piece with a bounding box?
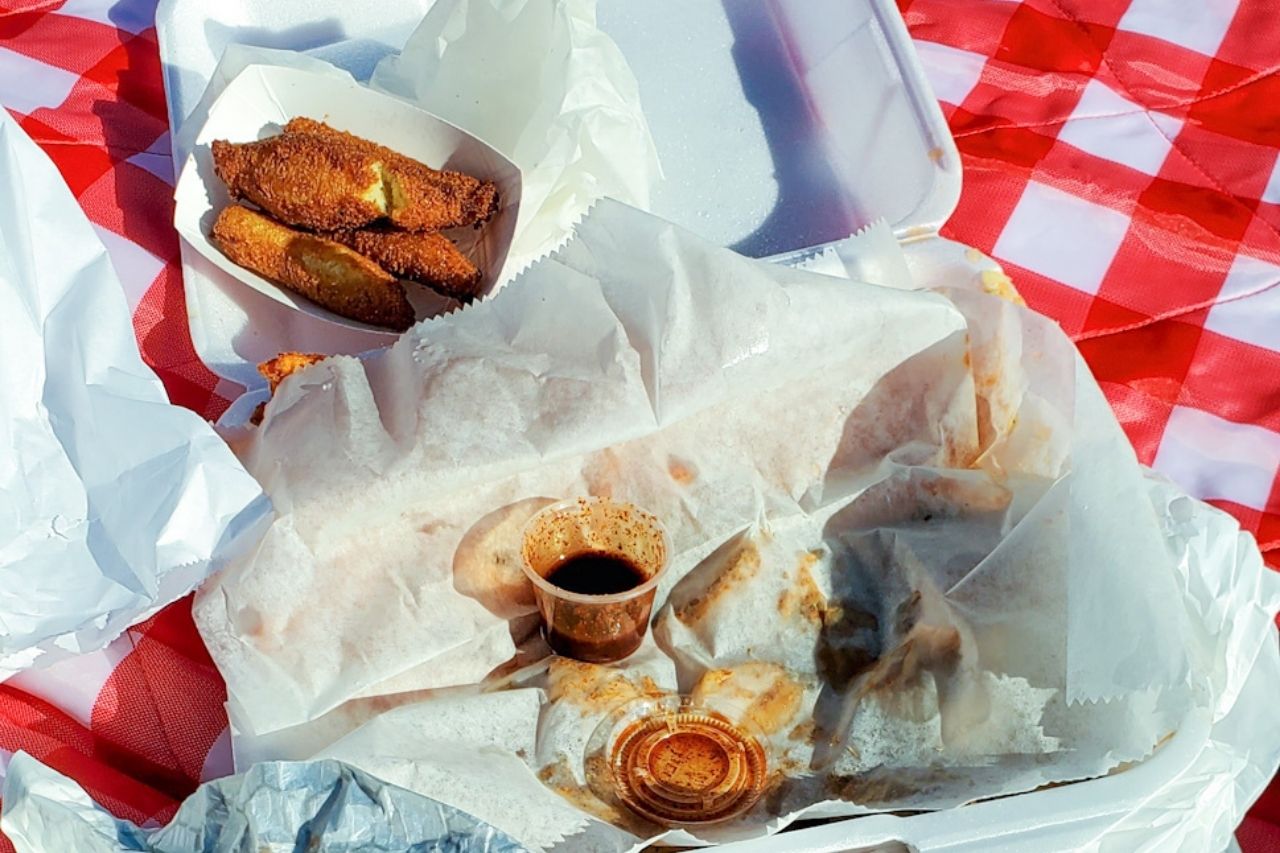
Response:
[212,135,388,231]
[250,351,327,425]
[211,205,414,331]
[284,117,499,231]
[325,228,482,300]
[258,352,325,393]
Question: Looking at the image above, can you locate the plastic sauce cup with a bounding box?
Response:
[520,497,669,663]
[585,695,769,826]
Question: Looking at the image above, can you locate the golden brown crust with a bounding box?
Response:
[283,117,499,231]
[258,352,326,393]
[212,135,387,231]
[325,228,482,300]
[211,204,415,330]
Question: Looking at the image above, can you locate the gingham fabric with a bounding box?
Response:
[0,0,1276,849]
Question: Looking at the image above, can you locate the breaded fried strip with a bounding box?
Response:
[326,228,483,300]
[212,135,387,231]
[258,352,325,393]
[212,205,414,331]
[284,117,499,231]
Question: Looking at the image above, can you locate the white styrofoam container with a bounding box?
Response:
[159,0,961,252]
[154,2,1279,851]
[157,0,963,402]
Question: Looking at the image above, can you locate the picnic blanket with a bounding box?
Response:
[0,0,1276,848]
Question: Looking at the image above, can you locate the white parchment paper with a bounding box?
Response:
[192,200,1214,848]
[0,111,270,677]
[370,0,662,275]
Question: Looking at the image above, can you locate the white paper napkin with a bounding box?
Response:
[0,111,270,677]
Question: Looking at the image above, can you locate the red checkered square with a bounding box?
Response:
[1093,28,1214,111]
[1190,59,1280,150]
[951,118,1059,171]
[77,160,178,262]
[1184,329,1280,433]
[1137,174,1254,244]
[1211,0,1280,71]
[1238,214,1280,266]
[15,112,116,194]
[92,603,228,794]
[1076,312,1206,459]
[1093,220,1236,318]
[0,11,121,76]
[899,0,1019,57]
[995,3,1115,76]
[81,28,169,123]
[1163,122,1280,201]
[1002,261,1099,336]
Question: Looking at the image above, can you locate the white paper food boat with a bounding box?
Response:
[173,64,522,335]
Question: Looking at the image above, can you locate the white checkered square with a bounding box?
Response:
[1116,0,1240,58]
[993,180,1130,295]
[1056,80,1182,176]
[56,0,155,35]
[1153,406,1280,511]
[93,224,165,311]
[200,726,234,782]
[1261,153,1280,205]
[5,640,131,728]
[126,132,175,186]
[1204,253,1280,350]
[916,41,988,108]
[0,47,79,114]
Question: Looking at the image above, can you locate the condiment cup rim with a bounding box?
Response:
[519,496,671,605]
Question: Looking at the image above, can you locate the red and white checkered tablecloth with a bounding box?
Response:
[0,0,1277,848]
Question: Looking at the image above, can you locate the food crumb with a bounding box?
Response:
[667,457,698,485]
[777,554,826,625]
[675,542,762,624]
[979,269,1026,306]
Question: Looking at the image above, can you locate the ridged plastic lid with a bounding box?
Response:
[588,695,768,826]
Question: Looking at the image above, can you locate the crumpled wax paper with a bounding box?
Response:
[194,199,1210,849]
[0,752,526,852]
[370,0,662,276]
[0,109,270,677]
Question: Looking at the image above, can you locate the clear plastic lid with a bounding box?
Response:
[586,695,769,826]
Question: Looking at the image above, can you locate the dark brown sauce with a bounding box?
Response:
[546,551,646,596]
